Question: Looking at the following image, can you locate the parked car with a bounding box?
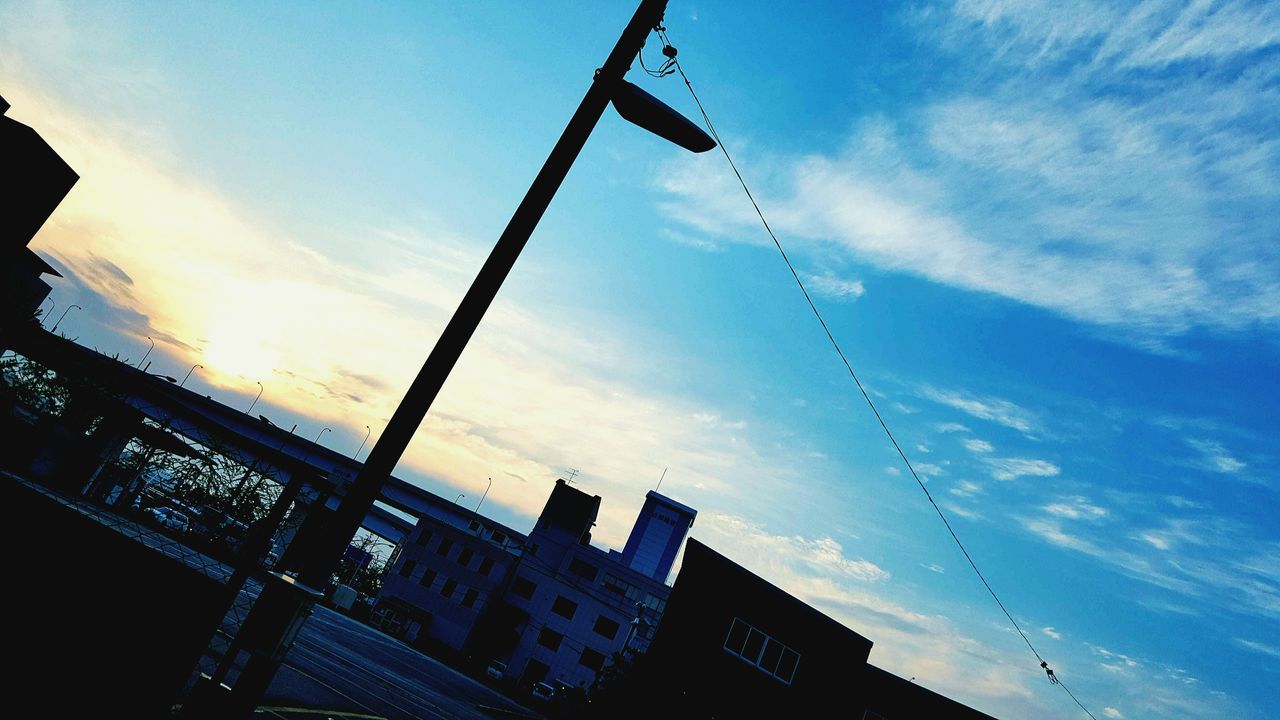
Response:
[531,681,556,702]
[485,660,507,680]
[149,506,190,532]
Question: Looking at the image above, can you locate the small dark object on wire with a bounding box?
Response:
[1042,661,1061,685]
[639,23,678,78]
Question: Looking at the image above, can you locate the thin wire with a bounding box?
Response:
[664,39,1098,720]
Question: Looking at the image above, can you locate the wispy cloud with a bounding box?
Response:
[1186,437,1247,474]
[803,270,865,301]
[1234,637,1280,659]
[1041,626,1062,640]
[986,457,1061,481]
[1043,495,1108,520]
[963,438,994,453]
[922,387,1039,434]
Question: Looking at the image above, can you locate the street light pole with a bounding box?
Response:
[454,493,465,505]
[51,303,81,334]
[304,0,676,589]
[181,363,203,387]
[138,335,154,368]
[247,380,263,414]
[355,424,371,459]
[476,477,493,513]
[315,427,331,443]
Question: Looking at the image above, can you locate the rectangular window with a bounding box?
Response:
[415,528,432,547]
[468,520,482,532]
[491,530,508,546]
[461,588,479,608]
[456,547,474,567]
[592,615,620,640]
[537,627,563,651]
[512,576,536,600]
[418,569,437,589]
[398,559,417,578]
[568,557,599,582]
[436,537,453,557]
[551,595,578,620]
[440,578,458,598]
[478,556,495,576]
[579,647,606,672]
[723,618,800,685]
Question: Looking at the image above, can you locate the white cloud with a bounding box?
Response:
[986,457,1061,481]
[935,422,972,433]
[1103,707,1123,719]
[1043,495,1108,520]
[922,387,1039,434]
[1234,637,1280,659]
[922,563,945,574]
[949,480,983,497]
[963,438,994,453]
[1186,437,1247,474]
[700,513,890,583]
[1041,626,1062,640]
[803,271,866,300]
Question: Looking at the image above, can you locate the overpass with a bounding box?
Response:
[5,324,465,544]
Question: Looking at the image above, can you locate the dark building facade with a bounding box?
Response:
[631,539,997,719]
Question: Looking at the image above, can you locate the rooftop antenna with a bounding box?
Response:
[565,468,580,484]
[655,467,668,491]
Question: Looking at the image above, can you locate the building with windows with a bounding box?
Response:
[626,539,997,719]
[372,478,697,691]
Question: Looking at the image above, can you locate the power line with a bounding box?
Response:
[654,27,1099,720]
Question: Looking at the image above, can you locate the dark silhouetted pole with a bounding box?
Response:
[355,424,371,459]
[301,0,673,588]
[51,303,81,333]
[247,380,263,413]
[137,335,154,368]
[315,426,331,443]
[181,363,203,387]
[476,476,493,512]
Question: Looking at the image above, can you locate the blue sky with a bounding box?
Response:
[3,1,1278,717]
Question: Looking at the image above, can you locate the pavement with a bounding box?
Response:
[263,604,544,720]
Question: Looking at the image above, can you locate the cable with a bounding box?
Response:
[657,27,1099,720]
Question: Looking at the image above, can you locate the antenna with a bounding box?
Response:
[565,468,580,484]
[656,467,668,491]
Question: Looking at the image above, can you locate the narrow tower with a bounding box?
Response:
[620,490,696,582]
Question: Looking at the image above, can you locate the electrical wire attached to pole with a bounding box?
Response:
[646,24,1099,720]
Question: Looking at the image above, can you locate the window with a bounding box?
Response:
[415,528,432,547]
[478,556,495,576]
[723,618,800,684]
[551,595,578,620]
[436,537,453,557]
[398,559,417,578]
[491,530,508,546]
[537,627,563,651]
[461,588,479,608]
[456,547,474,567]
[418,569,437,589]
[512,576,536,600]
[592,615,620,640]
[568,557,599,582]
[601,574,667,614]
[468,520,482,532]
[579,647,606,672]
[440,578,458,598]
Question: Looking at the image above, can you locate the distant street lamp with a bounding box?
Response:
[247,380,263,414]
[151,373,178,383]
[38,297,53,326]
[137,336,154,368]
[315,427,331,443]
[454,493,465,505]
[476,477,494,513]
[180,363,203,387]
[355,424,371,460]
[51,303,82,334]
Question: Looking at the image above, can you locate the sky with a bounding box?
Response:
[2,1,1278,717]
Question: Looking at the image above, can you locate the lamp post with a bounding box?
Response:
[355,424,371,460]
[305,0,709,595]
[247,381,263,414]
[51,303,81,333]
[476,477,493,513]
[38,297,53,326]
[454,493,465,505]
[315,427,331,443]
[137,336,154,368]
[180,363,203,387]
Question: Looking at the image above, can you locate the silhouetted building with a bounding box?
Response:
[1,93,76,324]
[616,489,697,582]
[373,479,695,691]
[631,539,998,719]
